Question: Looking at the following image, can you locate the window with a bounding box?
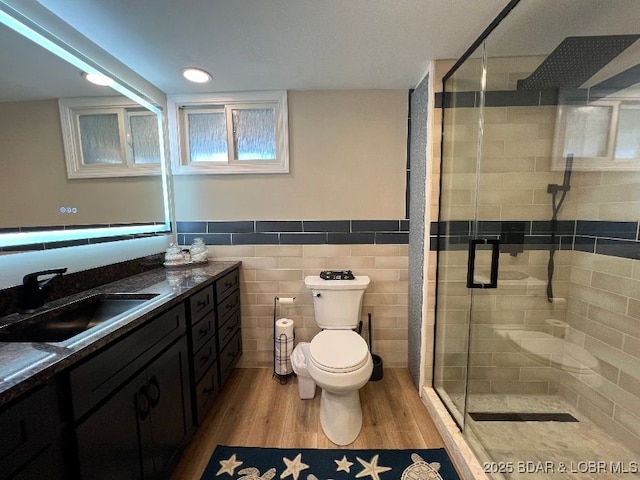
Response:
[59,97,162,178]
[553,100,640,171]
[168,91,289,174]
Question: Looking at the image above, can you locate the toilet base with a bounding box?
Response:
[319,388,363,445]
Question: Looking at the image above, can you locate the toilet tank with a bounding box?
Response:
[304,275,370,329]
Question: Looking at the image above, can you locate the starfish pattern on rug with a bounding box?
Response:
[335,455,353,473]
[280,453,310,480]
[216,453,243,476]
[237,467,276,479]
[354,454,392,480]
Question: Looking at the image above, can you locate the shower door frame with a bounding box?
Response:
[432,0,523,431]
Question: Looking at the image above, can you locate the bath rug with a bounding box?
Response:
[201,445,460,479]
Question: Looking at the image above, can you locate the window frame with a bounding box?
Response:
[552,99,640,171]
[167,91,289,175]
[59,96,162,178]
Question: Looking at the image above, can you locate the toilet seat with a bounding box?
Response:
[309,330,369,373]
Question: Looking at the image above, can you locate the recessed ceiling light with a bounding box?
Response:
[82,71,114,87]
[182,67,212,83]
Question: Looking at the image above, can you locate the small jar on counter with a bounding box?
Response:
[190,237,208,263]
[164,242,183,266]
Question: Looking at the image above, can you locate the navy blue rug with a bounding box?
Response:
[202,445,460,479]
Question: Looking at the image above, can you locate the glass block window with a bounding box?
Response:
[169,91,289,174]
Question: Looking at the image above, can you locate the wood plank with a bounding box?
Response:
[170,368,444,480]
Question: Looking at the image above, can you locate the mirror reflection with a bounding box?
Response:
[0,17,167,248]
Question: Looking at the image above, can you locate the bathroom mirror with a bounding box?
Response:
[0,5,171,251]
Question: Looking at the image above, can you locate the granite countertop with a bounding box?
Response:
[0,260,240,407]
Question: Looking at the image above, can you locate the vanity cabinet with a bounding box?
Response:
[70,304,192,480]
[0,383,65,480]
[189,267,242,426]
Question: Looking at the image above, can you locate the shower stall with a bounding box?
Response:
[431,0,640,478]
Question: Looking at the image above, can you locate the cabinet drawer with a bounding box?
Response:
[195,364,219,424]
[191,310,215,353]
[219,330,242,387]
[70,303,186,421]
[216,269,239,302]
[189,286,214,324]
[193,335,217,382]
[218,309,240,349]
[0,384,60,478]
[217,289,240,323]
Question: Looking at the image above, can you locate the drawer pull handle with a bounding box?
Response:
[136,386,151,421]
[225,303,234,310]
[199,351,212,365]
[203,386,214,395]
[147,376,161,408]
[228,351,236,359]
[197,298,208,308]
[224,281,233,288]
[198,326,210,337]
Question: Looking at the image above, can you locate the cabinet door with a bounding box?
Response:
[141,340,192,478]
[0,384,65,480]
[76,371,146,480]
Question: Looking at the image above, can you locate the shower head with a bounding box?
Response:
[517,35,640,91]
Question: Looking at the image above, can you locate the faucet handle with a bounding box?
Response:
[23,267,68,285]
[21,267,68,312]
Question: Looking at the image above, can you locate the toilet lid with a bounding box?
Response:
[309,330,369,373]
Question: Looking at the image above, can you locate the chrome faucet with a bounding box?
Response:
[21,268,68,312]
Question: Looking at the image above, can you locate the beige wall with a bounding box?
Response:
[172,90,411,368]
[0,99,164,228]
[173,90,408,221]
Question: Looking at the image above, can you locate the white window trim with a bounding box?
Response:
[167,90,289,175]
[552,99,640,171]
[59,96,162,178]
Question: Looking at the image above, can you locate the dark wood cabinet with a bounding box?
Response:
[72,305,191,480]
[188,267,242,426]
[0,263,241,479]
[0,383,65,480]
[216,269,242,390]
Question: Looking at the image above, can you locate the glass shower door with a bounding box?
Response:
[433,44,487,426]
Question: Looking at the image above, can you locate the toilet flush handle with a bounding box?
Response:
[313,292,321,297]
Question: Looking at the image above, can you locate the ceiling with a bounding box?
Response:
[34,0,511,94]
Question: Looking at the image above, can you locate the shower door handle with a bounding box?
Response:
[466,239,500,289]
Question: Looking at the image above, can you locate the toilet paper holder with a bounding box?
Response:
[273,296,296,384]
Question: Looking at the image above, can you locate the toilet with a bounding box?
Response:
[304,275,373,445]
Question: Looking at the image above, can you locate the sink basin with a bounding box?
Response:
[0,293,159,343]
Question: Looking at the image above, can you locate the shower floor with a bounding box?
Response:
[447,394,639,479]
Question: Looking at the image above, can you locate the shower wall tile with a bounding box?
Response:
[432,58,640,453]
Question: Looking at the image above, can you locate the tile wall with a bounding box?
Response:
[204,244,409,369]
[429,58,640,450]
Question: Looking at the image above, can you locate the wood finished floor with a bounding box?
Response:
[171,368,445,479]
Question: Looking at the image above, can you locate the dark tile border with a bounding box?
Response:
[177,219,409,246]
[431,220,640,260]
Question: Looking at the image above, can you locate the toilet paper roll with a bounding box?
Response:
[277,297,295,304]
[275,318,294,339]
